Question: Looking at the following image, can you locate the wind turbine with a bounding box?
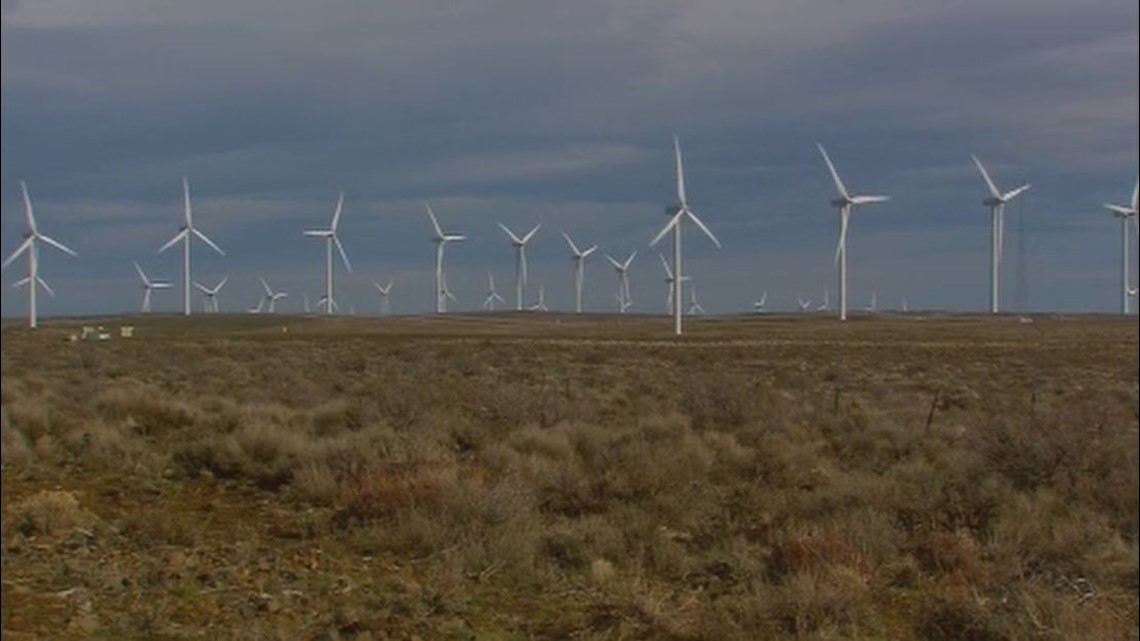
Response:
[159,178,225,316]
[373,280,393,315]
[1103,178,1138,314]
[656,252,690,315]
[605,252,636,313]
[303,192,352,314]
[650,136,721,336]
[2,181,77,328]
[753,291,767,313]
[134,261,172,313]
[498,222,541,311]
[687,283,705,316]
[426,203,465,313]
[561,231,597,313]
[817,144,890,322]
[259,277,288,313]
[796,295,812,313]
[483,273,506,311]
[193,276,227,313]
[529,284,549,312]
[816,289,830,312]
[864,290,877,314]
[971,155,1031,314]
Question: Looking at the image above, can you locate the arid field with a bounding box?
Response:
[1,313,1137,640]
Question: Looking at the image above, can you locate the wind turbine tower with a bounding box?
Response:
[817,144,890,322]
[1103,179,1138,314]
[562,232,597,313]
[650,136,721,336]
[971,155,1031,314]
[499,222,540,311]
[426,204,466,313]
[2,181,78,328]
[303,192,352,314]
[159,178,224,316]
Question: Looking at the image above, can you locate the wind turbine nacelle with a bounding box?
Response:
[665,205,682,217]
[983,196,1003,207]
[830,198,848,208]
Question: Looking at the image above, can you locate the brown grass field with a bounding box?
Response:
[1,312,1137,640]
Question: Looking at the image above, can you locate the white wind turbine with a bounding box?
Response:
[817,144,890,322]
[134,261,172,313]
[498,222,541,311]
[796,295,812,313]
[259,277,288,313]
[426,203,466,313]
[605,251,636,313]
[304,192,352,314]
[753,291,767,313]
[483,272,506,311]
[650,136,721,336]
[159,178,225,316]
[373,279,393,315]
[816,288,830,312]
[656,252,690,315]
[687,283,705,316]
[529,284,549,312]
[971,155,1031,314]
[2,181,78,329]
[193,276,227,313]
[561,231,597,313]
[1103,178,1138,314]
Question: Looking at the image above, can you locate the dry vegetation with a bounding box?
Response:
[1,313,1137,640]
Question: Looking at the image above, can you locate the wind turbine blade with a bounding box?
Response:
[817,144,850,200]
[425,203,444,238]
[12,276,30,289]
[971,155,1003,200]
[674,135,687,206]
[2,238,33,270]
[686,209,721,248]
[260,277,272,296]
[36,276,56,297]
[581,246,598,258]
[37,234,78,257]
[850,195,890,205]
[444,234,466,242]
[182,178,193,226]
[606,254,622,270]
[217,276,228,291]
[1002,184,1031,202]
[20,181,37,233]
[623,251,637,269]
[330,192,345,230]
[497,222,523,244]
[193,228,225,256]
[834,212,849,265]
[334,236,352,273]
[134,261,148,284]
[649,211,684,247]
[1132,178,1138,212]
[1105,204,1133,216]
[194,281,210,294]
[657,252,673,279]
[158,230,188,254]
[522,224,541,244]
[561,231,581,255]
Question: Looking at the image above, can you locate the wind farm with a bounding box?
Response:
[1,2,1137,639]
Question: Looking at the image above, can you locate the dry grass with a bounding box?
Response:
[1,312,1137,639]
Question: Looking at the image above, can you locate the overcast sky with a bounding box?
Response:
[2,0,1137,318]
